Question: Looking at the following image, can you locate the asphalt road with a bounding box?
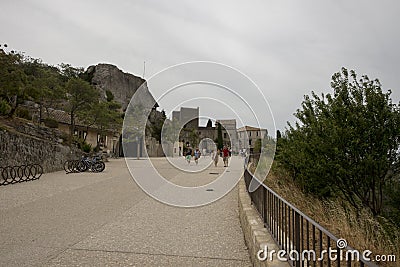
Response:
[0,157,251,266]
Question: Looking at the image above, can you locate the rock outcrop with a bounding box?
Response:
[86,64,156,110]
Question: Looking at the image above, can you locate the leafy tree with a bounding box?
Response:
[21,58,65,122]
[146,109,166,142]
[105,90,114,102]
[58,63,83,81]
[0,46,28,117]
[65,78,99,137]
[78,100,122,147]
[277,68,400,216]
[276,130,282,139]
[188,128,199,148]
[217,122,223,150]
[253,139,262,153]
[123,103,148,142]
[162,117,180,143]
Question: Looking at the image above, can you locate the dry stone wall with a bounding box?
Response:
[0,128,81,173]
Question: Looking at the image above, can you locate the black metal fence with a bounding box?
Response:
[244,158,378,267]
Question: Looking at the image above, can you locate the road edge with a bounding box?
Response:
[238,176,289,267]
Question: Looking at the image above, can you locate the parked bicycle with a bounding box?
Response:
[64,155,105,174]
[78,155,105,173]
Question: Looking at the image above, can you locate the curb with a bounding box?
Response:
[238,177,289,267]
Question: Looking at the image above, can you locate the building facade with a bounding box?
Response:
[237,126,268,153]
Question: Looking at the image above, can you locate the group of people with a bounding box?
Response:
[184,145,231,167]
[211,145,231,167]
[185,147,202,165]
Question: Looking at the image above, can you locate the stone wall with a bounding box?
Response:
[238,176,289,267]
[0,128,81,173]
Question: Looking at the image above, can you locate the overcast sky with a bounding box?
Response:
[1,0,399,132]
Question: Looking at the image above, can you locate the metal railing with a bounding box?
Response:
[243,157,378,267]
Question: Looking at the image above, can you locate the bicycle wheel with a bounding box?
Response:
[77,160,87,172]
[93,161,105,172]
[64,161,71,173]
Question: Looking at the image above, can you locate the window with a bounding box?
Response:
[224,133,227,139]
[249,131,251,137]
[257,131,259,137]
[249,140,252,146]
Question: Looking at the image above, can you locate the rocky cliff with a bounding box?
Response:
[86,64,156,110]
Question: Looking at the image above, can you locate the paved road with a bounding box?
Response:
[0,157,251,266]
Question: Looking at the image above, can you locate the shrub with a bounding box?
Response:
[0,99,11,115]
[81,142,92,153]
[43,118,59,128]
[15,107,32,120]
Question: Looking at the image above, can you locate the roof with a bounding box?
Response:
[44,109,86,127]
[216,119,236,125]
[237,125,267,132]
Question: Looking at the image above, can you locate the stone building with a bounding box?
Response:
[237,126,268,153]
[44,109,119,153]
[216,119,239,152]
[171,106,239,153]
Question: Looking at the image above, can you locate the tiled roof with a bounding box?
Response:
[237,125,266,132]
[44,109,86,127]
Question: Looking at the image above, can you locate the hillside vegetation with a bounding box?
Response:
[272,68,400,262]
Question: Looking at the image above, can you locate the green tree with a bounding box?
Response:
[0,46,28,117]
[78,100,122,147]
[189,128,199,148]
[253,139,262,153]
[58,63,83,81]
[277,68,400,216]
[162,117,180,143]
[147,109,166,142]
[217,122,223,150]
[105,90,114,102]
[65,78,99,137]
[21,58,65,122]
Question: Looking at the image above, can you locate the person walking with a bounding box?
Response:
[194,148,201,165]
[212,149,220,167]
[186,147,192,164]
[222,146,230,167]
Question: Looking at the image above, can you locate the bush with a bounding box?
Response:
[0,99,11,115]
[81,142,92,153]
[277,68,400,215]
[15,107,32,120]
[43,118,59,128]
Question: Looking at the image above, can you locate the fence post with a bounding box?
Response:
[295,211,301,267]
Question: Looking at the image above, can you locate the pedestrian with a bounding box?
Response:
[194,148,201,165]
[223,146,230,167]
[212,149,220,167]
[186,147,192,164]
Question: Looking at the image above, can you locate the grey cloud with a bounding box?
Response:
[1,0,398,131]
